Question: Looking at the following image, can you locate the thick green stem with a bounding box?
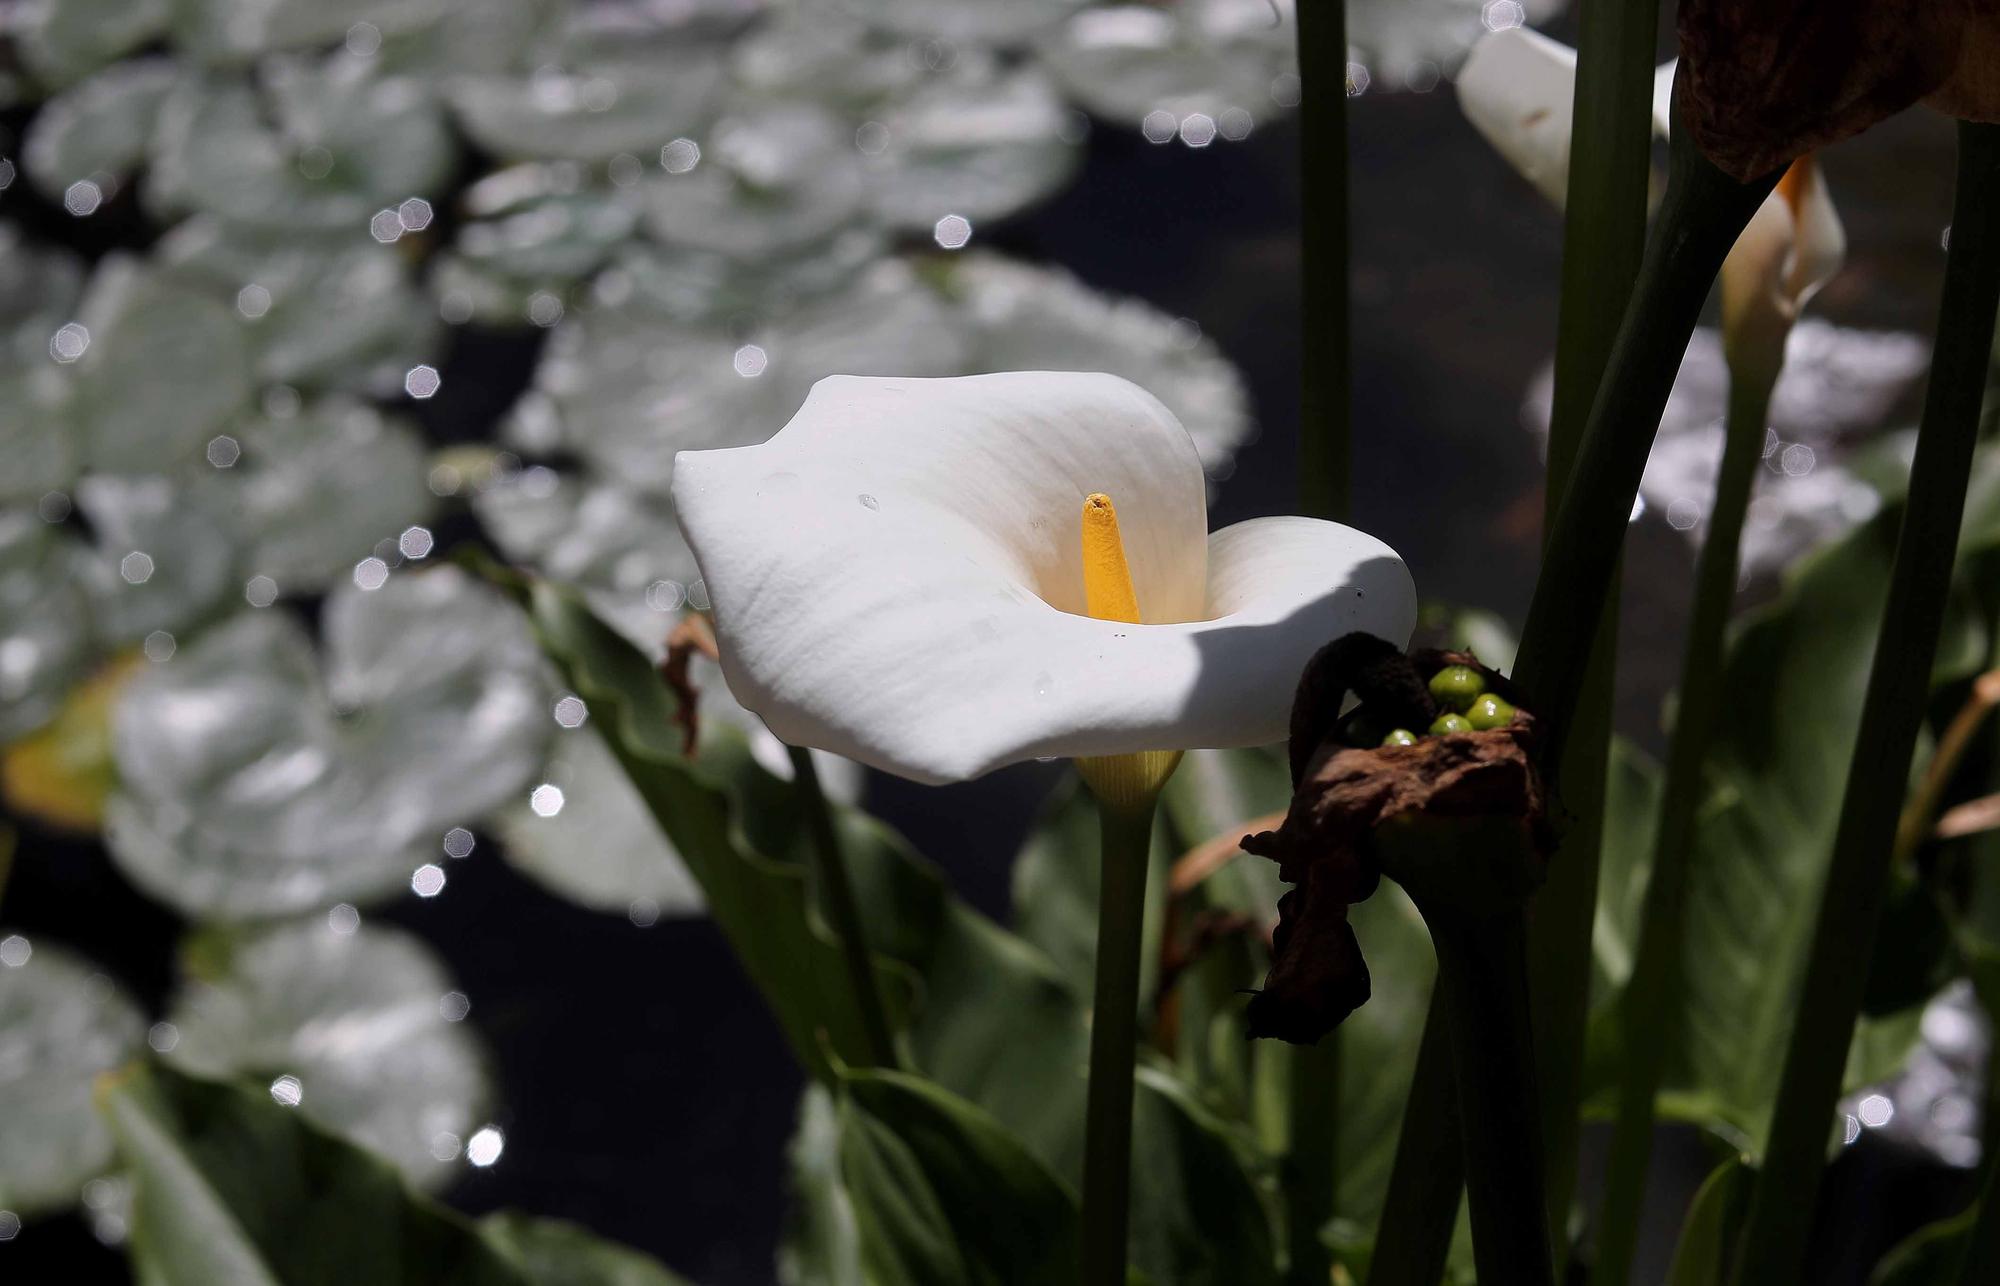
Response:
[1546,0,1659,487]
[1290,7,1350,1272]
[1363,1000,1462,1286]
[1080,794,1160,1286]
[1284,1040,1340,1284]
[1730,121,2000,1286]
[1526,598,1614,1258]
[1595,370,1774,1286]
[1431,909,1554,1286]
[1297,0,1349,522]
[1512,120,1779,761]
[787,744,898,1070]
[1377,6,1660,1270]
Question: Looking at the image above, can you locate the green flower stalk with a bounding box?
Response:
[1297,0,1350,525]
[1731,119,2000,1286]
[1595,153,1845,1286]
[1075,493,1183,1285]
[1292,7,1355,1278]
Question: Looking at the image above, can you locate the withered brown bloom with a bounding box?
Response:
[1243,636,1551,1045]
[1927,6,2000,123]
[1676,0,1973,181]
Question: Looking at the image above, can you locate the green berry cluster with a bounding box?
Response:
[1376,665,1516,746]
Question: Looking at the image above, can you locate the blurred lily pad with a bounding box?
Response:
[0,934,146,1216]
[373,0,569,78]
[526,261,968,492]
[432,165,641,327]
[861,59,1078,230]
[11,0,169,90]
[199,398,435,590]
[830,0,1085,46]
[730,10,926,108]
[0,228,86,503]
[639,104,869,259]
[943,252,1252,475]
[156,217,440,393]
[602,228,889,327]
[0,511,98,741]
[148,59,454,235]
[106,568,549,918]
[1037,0,1295,129]
[170,0,459,63]
[444,1,744,162]
[163,916,492,1190]
[66,255,254,473]
[473,467,699,654]
[74,473,238,642]
[1525,320,1929,578]
[21,58,178,204]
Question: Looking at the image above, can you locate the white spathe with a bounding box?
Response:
[1719,159,1846,382]
[672,372,1416,784]
[1456,26,1674,207]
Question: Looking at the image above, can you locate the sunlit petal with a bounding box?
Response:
[674,372,1414,783]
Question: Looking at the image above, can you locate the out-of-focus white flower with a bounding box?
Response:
[1523,321,1930,577]
[673,372,1415,784]
[1457,26,1673,206]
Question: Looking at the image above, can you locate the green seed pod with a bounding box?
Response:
[1429,713,1473,736]
[1465,693,1516,731]
[1428,664,1486,713]
[1381,728,1419,747]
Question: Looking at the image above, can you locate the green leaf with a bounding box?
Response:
[1128,1067,1281,1286]
[1591,738,1662,1004]
[1663,1156,1749,1286]
[1011,772,1175,1008]
[1333,887,1438,1229]
[779,1087,865,1286]
[1157,746,1290,916]
[1649,445,2000,1150]
[518,577,1086,1153]
[99,1061,532,1286]
[521,577,891,1080]
[1869,1202,1976,1286]
[1152,744,1436,1235]
[481,1213,697,1286]
[526,582,1280,1280]
[835,1068,1080,1286]
[1580,738,1661,1115]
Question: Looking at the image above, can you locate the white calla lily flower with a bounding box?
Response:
[672,372,1415,785]
[1458,26,1845,386]
[1718,158,1845,381]
[1456,27,1674,207]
